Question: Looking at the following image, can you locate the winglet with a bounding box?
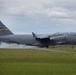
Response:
[32,32,37,38]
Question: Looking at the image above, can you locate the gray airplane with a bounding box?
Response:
[0,21,76,48]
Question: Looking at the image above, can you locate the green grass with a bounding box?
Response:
[0,46,76,75]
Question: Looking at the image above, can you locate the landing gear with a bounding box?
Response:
[39,45,49,48]
[45,46,49,48]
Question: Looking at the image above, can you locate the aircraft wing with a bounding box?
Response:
[32,32,54,47]
[32,32,55,40]
[32,32,50,39]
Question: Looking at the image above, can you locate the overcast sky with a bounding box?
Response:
[0,0,76,34]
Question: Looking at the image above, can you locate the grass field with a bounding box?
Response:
[0,45,76,75]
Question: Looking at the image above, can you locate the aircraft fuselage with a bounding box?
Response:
[0,33,76,48]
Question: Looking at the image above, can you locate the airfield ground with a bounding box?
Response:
[0,45,76,75]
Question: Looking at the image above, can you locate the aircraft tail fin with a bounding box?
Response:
[0,21,13,36]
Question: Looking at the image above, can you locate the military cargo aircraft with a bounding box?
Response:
[0,21,76,48]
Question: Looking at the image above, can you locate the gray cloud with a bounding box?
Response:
[0,0,5,12]
[0,0,75,15]
[0,0,76,27]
